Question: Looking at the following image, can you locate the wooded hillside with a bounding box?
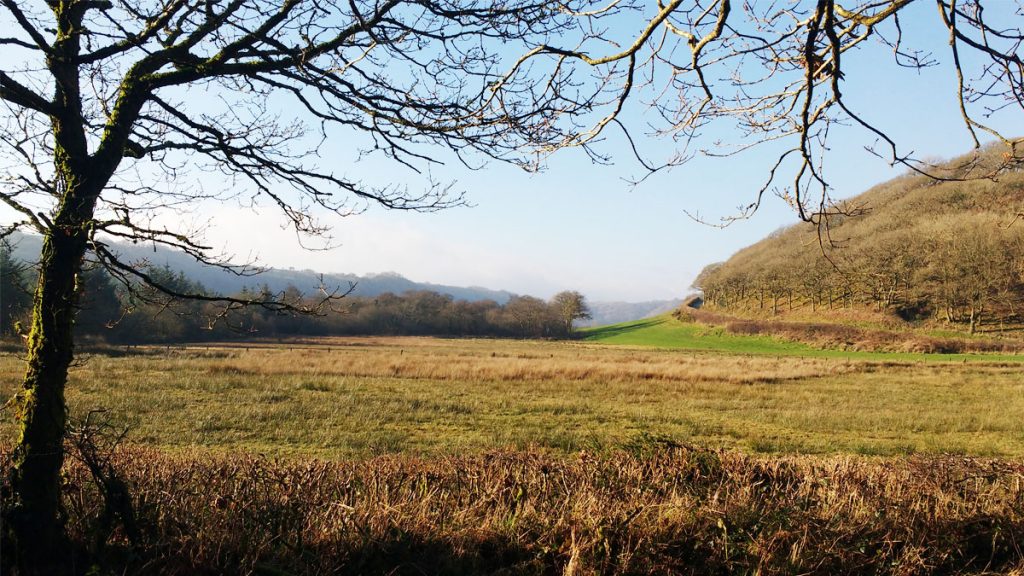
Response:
[693,146,1024,333]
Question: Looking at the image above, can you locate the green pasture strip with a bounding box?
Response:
[582,315,1024,363]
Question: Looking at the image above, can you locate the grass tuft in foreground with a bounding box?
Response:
[40,444,1024,575]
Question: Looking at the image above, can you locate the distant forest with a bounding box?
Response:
[0,251,590,343]
[693,146,1024,334]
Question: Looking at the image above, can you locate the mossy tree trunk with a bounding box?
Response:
[8,223,91,572]
[8,120,102,576]
[6,156,109,573]
[5,2,106,571]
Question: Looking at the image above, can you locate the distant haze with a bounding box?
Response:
[7,233,681,326]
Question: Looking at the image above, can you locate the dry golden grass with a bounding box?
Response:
[189,336,862,384]
[3,336,1024,458]
[47,445,1024,575]
[4,336,1024,573]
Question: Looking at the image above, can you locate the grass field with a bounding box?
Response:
[583,316,819,354]
[47,445,1024,575]
[6,323,1024,574]
[4,324,1024,458]
[583,314,1024,361]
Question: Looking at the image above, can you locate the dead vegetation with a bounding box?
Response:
[681,308,1024,354]
[38,444,1024,575]
[188,337,859,385]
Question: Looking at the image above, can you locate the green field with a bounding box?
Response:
[583,314,1024,362]
[583,315,823,354]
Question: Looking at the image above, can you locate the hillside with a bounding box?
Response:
[693,144,1024,334]
[8,232,514,303]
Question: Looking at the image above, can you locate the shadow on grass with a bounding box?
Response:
[583,318,664,340]
[46,446,1024,576]
[96,531,546,576]
[314,537,542,576]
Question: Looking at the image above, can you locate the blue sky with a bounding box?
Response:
[3,2,1023,302]
[196,1,1020,302]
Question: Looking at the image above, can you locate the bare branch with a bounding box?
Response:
[0,72,55,115]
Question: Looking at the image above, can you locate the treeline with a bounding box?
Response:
[694,147,1024,333]
[0,251,591,343]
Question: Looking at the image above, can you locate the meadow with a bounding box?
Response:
[4,317,1024,574]
[3,319,1024,458]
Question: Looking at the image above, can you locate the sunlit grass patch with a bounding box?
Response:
[583,314,1024,362]
[3,336,1023,458]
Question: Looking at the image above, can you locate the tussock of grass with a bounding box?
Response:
[47,445,1024,575]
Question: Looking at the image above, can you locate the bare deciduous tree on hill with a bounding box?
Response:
[2,0,1023,572]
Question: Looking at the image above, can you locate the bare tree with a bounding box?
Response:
[551,290,592,334]
[3,0,1024,572]
[534,0,1024,224]
[0,1,639,571]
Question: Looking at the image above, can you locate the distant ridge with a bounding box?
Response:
[6,232,680,325]
[579,300,682,328]
[7,232,514,303]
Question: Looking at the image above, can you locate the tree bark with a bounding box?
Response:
[3,3,114,568]
[7,228,88,573]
